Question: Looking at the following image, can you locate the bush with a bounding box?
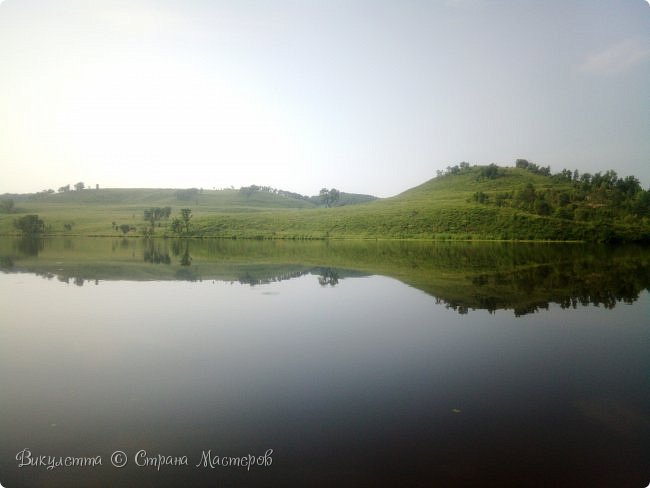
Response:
[14,214,45,235]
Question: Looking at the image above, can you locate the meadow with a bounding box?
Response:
[1,164,649,242]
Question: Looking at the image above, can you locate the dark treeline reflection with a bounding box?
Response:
[1,237,649,314]
[143,239,171,264]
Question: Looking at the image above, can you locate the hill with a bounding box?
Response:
[0,186,377,236]
[189,163,650,242]
[1,162,649,242]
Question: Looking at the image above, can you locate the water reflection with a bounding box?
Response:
[1,237,649,315]
[317,268,339,286]
[143,239,171,264]
[1,239,649,488]
[14,236,44,256]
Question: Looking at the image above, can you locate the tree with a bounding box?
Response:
[74,182,85,191]
[180,208,192,233]
[479,164,500,179]
[319,188,330,206]
[319,188,340,207]
[534,199,552,216]
[175,188,199,201]
[58,184,70,193]
[516,183,537,210]
[515,159,530,169]
[170,218,184,234]
[119,224,131,235]
[14,215,45,235]
[0,199,15,213]
[329,188,340,206]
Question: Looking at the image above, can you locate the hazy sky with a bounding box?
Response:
[1,0,649,196]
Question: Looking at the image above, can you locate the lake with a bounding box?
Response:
[1,237,649,487]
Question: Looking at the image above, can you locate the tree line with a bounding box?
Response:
[469,159,650,221]
[239,185,341,207]
[113,207,192,236]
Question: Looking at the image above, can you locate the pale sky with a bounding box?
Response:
[1,0,649,196]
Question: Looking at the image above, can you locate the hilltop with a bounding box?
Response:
[1,161,649,242]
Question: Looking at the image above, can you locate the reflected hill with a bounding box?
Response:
[1,237,649,315]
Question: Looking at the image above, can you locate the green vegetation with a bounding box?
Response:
[319,187,340,207]
[13,215,45,235]
[2,237,649,315]
[0,199,15,213]
[0,162,648,242]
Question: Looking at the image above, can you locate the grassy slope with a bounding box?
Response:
[0,188,319,235]
[194,167,650,241]
[2,167,649,241]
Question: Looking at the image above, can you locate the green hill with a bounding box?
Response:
[1,162,649,242]
[190,164,650,242]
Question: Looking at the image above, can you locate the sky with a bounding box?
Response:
[0,0,649,197]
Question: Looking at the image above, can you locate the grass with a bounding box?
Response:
[2,167,649,242]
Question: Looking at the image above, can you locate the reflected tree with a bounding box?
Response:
[143,240,171,264]
[179,242,192,266]
[15,237,44,256]
[0,256,14,269]
[317,268,339,286]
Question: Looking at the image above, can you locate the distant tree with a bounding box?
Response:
[616,175,641,197]
[14,215,45,235]
[240,185,261,198]
[0,199,15,213]
[479,164,500,179]
[119,224,131,235]
[180,208,192,232]
[74,182,85,191]
[329,188,340,206]
[515,159,530,169]
[58,184,70,193]
[170,218,184,234]
[516,183,537,210]
[175,188,199,201]
[319,188,330,206]
[319,188,340,207]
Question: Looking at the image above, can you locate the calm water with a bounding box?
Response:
[1,238,649,487]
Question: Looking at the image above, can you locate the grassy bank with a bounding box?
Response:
[2,165,649,242]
